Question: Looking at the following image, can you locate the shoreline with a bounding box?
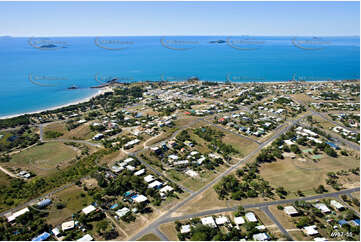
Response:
[0,79,358,120]
[0,87,113,120]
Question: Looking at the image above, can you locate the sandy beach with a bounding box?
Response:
[0,87,113,120]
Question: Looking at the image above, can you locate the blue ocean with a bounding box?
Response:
[0,36,359,117]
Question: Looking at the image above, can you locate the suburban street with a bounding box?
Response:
[1,97,359,241]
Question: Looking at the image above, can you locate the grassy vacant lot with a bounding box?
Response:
[221,131,259,158]
[137,233,161,241]
[0,171,12,187]
[259,155,360,196]
[45,185,94,226]
[44,122,94,140]
[9,142,78,175]
[159,222,179,241]
[290,93,315,105]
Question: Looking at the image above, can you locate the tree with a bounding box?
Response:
[314,185,327,194]
[324,146,337,157]
[235,206,245,216]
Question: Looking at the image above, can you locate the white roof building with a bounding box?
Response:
[284,140,295,146]
[115,207,130,217]
[133,195,148,203]
[62,221,75,231]
[126,165,135,171]
[256,225,266,231]
[144,175,155,183]
[234,216,245,225]
[6,207,30,222]
[201,216,217,228]
[313,203,331,213]
[124,157,134,163]
[185,169,199,177]
[284,206,299,216]
[215,216,229,225]
[180,224,191,234]
[330,200,344,210]
[148,180,163,189]
[303,225,319,236]
[168,154,179,161]
[52,228,60,237]
[77,234,94,241]
[245,212,258,222]
[82,205,96,215]
[134,169,145,176]
[314,238,327,241]
[159,185,174,194]
[253,233,270,241]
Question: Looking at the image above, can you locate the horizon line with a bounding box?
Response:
[1,34,360,38]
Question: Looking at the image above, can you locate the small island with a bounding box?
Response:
[209,40,226,44]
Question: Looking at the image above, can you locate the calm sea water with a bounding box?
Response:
[0,36,359,117]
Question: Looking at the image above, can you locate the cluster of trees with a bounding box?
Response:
[0,115,30,129]
[275,97,291,105]
[0,127,39,152]
[114,86,144,99]
[194,127,238,156]
[44,130,63,139]
[214,163,274,200]
[0,207,51,241]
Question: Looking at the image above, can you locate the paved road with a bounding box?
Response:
[0,165,18,178]
[151,187,360,225]
[153,228,169,241]
[315,112,360,134]
[39,122,103,148]
[260,206,293,241]
[129,115,305,240]
[46,138,103,148]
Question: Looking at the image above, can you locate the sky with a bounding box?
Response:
[0,1,359,36]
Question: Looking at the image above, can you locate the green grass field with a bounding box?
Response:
[10,142,77,170]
